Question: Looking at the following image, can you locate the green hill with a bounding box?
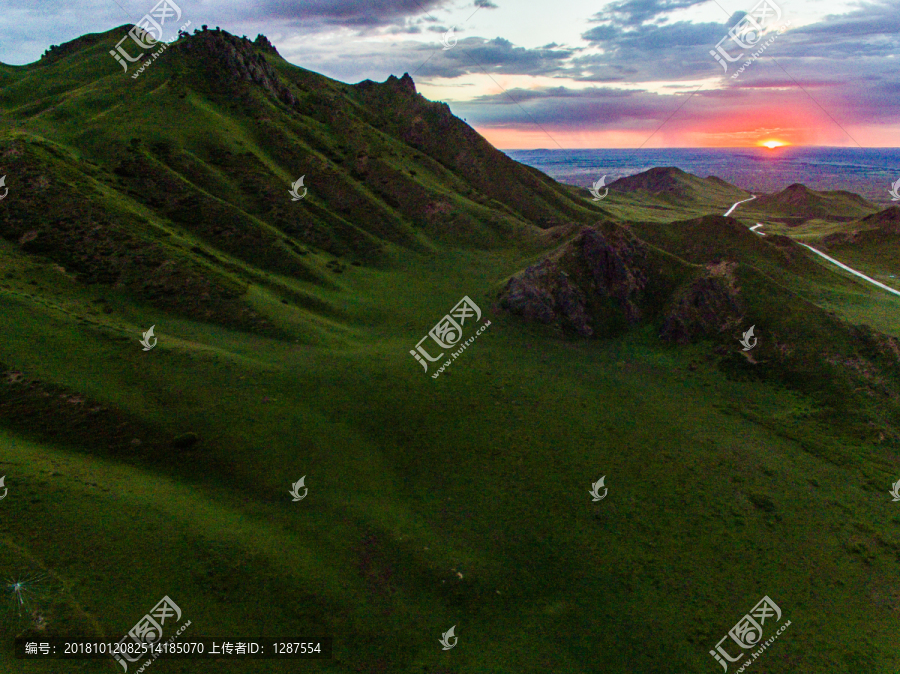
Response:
[809,206,900,293]
[0,26,608,335]
[608,166,748,202]
[1,26,899,674]
[597,166,753,223]
[748,183,878,225]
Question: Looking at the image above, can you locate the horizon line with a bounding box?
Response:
[498,146,900,151]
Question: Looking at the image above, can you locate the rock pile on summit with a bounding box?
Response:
[175,28,297,105]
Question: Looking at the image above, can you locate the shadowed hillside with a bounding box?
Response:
[810,206,900,292]
[821,205,900,244]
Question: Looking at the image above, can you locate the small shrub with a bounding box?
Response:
[172,432,199,449]
[748,492,776,512]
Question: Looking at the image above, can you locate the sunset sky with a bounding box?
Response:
[3,0,898,148]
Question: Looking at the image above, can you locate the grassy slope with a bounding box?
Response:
[3,247,900,673]
[751,216,900,339]
[712,202,900,339]
[1,27,899,674]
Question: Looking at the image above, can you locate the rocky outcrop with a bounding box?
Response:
[578,226,649,323]
[501,225,747,344]
[176,29,297,105]
[253,34,279,56]
[499,259,593,336]
[498,225,652,336]
[659,265,744,343]
[355,73,417,97]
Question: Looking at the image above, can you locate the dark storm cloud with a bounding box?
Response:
[3,0,898,139]
[252,0,448,27]
[758,0,898,59]
[410,37,576,78]
[578,3,748,83]
[588,0,712,27]
[801,0,897,40]
[567,18,733,84]
[450,84,693,129]
[583,18,720,49]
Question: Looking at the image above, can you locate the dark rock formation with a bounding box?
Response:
[498,225,652,336]
[354,73,418,97]
[176,29,297,105]
[501,223,746,344]
[578,227,649,323]
[500,259,593,336]
[659,269,744,344]
[253,34,279,56]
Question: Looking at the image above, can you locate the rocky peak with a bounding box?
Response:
[355,73,418,97]
[393,73,417,95]
[253,34,279,56]
[174,28,296,106]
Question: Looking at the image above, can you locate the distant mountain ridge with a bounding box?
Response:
[818,206,900,272]
[854,204,900,233]
[607,166,749,203]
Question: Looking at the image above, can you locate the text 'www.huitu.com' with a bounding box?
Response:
[431,321,491,379]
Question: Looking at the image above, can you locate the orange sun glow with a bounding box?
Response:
[760,140,788,149]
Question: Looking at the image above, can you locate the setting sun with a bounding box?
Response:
[760,140,789,149]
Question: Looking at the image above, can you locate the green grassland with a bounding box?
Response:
[1,26,899,674]
[727,208,900,340]
[3,248,900,674]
